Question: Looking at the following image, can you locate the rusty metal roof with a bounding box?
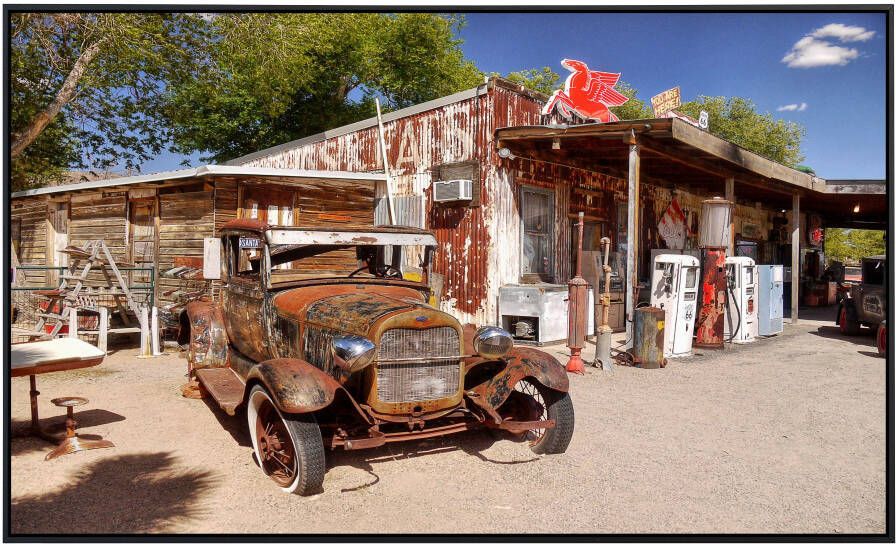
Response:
[11,165,386,198]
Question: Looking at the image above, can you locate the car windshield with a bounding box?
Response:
[266,243,431,285]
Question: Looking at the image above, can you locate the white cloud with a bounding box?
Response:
[777,102,808,112]
[782,36,860,68]
[811,23,875,42]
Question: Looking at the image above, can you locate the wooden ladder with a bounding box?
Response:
[33,240,147,340]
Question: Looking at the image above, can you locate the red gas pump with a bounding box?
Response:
[694,198,732,349]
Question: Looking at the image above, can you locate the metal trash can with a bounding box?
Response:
[632,306,666,368]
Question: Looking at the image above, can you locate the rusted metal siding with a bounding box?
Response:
[236,86,497,325]
[233,82,631,327]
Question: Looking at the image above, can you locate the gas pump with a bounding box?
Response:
[650,254,701,357]
[725,256,758,343]
[695,198,733,349]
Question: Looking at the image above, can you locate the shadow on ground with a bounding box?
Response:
[809,325,876,348]
[326,429,538,493]
[10,409,126,456]
[10,452,219,534]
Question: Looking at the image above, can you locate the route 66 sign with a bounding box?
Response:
[698,110,709,130]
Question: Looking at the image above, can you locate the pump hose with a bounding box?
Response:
[725,283,741,342]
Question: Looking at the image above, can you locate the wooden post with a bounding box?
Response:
[791,192,800,324]
[68,307,78,339]
[139,306,151,357]
[151,306,161,356]
[98,306,108,352]
[725,178,735,255]
[624,133,640,349]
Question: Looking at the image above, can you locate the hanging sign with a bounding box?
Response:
[651,87,681,117]
[806,214,824,247]
[542,59,629,123]
[658,198,689,250]
[698,110,709,130]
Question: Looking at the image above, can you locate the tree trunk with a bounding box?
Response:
[10,38,105,158]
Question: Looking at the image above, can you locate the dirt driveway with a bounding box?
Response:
[9,307,886,535]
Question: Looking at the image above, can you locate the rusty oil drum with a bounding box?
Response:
[632,306,666,368]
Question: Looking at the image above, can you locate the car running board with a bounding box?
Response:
[195,367,245,416]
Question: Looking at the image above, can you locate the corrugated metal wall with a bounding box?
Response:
[234,82,630,326]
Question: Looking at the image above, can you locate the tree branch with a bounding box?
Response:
[11,37,105,158]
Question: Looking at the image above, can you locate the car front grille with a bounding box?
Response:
[376,326,460,403]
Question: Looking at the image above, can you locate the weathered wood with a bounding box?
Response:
[98,307,108,352]
[791,192,800,324]
[671,118,819,191]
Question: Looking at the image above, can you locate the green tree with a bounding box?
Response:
[503,67,560,96]
[611,80,653,121]
[9,12,209,190]
[164,13,483,163]
[825,228,886,263]
[677,96,805,167]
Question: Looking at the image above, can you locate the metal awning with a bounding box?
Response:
[496,118,886,229]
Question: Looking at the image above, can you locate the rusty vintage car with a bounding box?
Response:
[181,219,574,495]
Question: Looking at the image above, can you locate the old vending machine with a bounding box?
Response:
[757,264,784,336]
[725,256,759,343]
[650,254,701,357]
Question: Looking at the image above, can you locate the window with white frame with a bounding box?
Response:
[521,187,554,282]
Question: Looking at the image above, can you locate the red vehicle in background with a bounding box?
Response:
[843,266,862,283]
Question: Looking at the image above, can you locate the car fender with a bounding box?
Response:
[183,301,230,369]
[246,358,371,423]
[466,347,569,416]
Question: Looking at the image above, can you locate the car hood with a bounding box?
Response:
[273,284,447,336]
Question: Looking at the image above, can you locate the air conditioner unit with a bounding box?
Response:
[433,179,473,203]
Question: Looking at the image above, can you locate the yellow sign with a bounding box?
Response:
[651,87,681,117]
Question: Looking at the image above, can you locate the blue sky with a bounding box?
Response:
[143,11,887,180]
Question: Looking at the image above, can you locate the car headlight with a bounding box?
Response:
[473,326,513,359]
[331,335,376,372]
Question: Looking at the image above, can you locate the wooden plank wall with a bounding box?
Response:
[240,180,377,277]
[10,197,48,287]
[158,188,215,306]
[210,179,239,298]
[68,193,128,288]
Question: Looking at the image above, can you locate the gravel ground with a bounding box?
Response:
[9,307,886,535]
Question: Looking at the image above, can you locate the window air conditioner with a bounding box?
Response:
[433,179,473,203]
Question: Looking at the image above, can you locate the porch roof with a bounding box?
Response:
[11,165,386,199]
[495,118,886,229]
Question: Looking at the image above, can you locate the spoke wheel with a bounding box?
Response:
[247,385,325,495]
[255,400,297,487]
[512,380,549,446]
[511,379,575,455]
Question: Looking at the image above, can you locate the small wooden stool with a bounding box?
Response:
[45,397,115,461]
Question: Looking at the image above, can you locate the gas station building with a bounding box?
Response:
[226,77,885,346]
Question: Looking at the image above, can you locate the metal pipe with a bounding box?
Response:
[375,98,396,226]
[624,133,640,349]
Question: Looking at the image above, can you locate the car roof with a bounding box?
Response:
[220,218,432,236]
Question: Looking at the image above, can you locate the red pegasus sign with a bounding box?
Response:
[542,59,630,123]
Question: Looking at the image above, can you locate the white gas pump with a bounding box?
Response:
[724,256,758,344]
[650,254,701,357]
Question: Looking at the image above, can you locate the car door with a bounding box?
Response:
[222,233,271,362]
